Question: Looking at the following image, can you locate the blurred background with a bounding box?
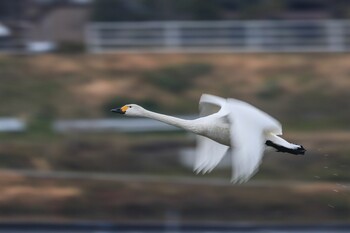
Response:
[0,0,350,231]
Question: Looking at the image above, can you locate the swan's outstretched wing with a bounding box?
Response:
[194,94,229,173]
[228,99,282,183]
[195,136,229,173]
[199,94,228,117]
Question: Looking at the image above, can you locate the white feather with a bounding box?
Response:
[227,98,281,183]
[195,135,229,174]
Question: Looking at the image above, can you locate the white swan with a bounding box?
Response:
[111,94,305,183]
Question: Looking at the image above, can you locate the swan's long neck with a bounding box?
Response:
[142,110,196,133]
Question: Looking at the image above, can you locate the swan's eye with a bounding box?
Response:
[129,106,132,108]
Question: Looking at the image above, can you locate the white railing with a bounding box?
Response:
[86,20,350,53]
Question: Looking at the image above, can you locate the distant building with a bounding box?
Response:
[25,1,91,46]
[0,0,92,53]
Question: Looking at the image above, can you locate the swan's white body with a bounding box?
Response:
[112,94,305,183]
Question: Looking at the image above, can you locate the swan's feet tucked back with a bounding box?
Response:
[265,140,306,155]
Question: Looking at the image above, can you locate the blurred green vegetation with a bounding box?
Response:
[257,77,285,100]
[57,42,86,54]
[143,63,212,93]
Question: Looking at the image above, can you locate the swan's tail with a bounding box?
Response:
[265,134,306,155]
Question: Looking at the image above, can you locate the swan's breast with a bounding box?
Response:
[201,123,231,146]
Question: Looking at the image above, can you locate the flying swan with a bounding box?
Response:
[111,94,305,183]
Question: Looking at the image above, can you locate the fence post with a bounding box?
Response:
[163,22,181,50]
[245,21,265,52]
[85,24,101,53]
[326,20,345,52]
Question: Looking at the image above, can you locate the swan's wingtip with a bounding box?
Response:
[194,168,202,174]
[230,172,253,184]
[230,178,243,184]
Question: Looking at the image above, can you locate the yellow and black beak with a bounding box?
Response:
[110,105,128,114]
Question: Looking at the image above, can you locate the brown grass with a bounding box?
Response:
[0,186,80,203]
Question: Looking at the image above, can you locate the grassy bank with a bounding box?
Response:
[1,53,350,129]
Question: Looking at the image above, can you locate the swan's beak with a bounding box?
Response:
[110,108,125,114]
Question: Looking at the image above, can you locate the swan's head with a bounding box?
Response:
[111,104,145,117]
